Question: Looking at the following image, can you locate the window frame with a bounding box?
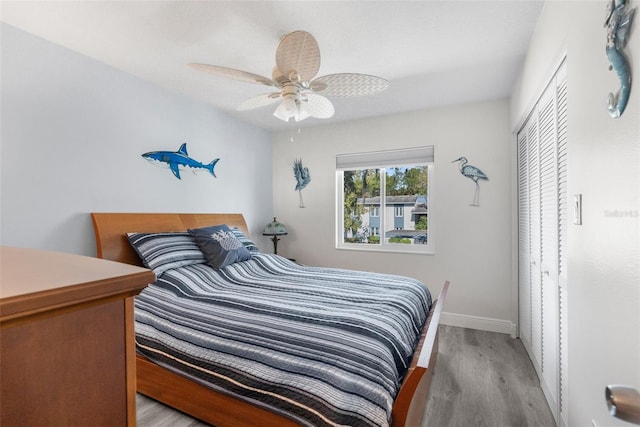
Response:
[335,147,435,255]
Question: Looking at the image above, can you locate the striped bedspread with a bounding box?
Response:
[135,254,432,427]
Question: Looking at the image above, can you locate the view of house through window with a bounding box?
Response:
[336,147,434,253]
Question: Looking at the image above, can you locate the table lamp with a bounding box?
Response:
[262,217,288,255]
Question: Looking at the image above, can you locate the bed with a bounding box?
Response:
[91,212,448,427]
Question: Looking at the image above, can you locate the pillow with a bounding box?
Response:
[230,227,260,253]
[188,225,252,270]
[126,232,206,275]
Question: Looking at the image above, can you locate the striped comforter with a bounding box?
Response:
[135,254,432,427]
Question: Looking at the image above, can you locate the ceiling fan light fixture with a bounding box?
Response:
[273,95,298,122]
[295,103,310,122]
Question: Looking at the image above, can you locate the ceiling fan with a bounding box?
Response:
[188,30,390,123]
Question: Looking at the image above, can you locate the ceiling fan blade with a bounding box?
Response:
[237,93,281,111]
[188,63,274,86]
[302,93,335,119]
[275,31,321,83]
[311,73,390,97]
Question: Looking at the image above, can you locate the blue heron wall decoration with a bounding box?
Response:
[293,158,311,208]
[452,156,488,206]
[604,0,635,118]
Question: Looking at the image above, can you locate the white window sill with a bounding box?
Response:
[336,244,435,255]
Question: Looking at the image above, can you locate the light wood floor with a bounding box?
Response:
[422,325,555,427]
[137,325,556,427]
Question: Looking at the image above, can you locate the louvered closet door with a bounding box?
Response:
[528,112,542,374]
[538,75,560,417]
[517,59,568,426]
[518,118,532,355]
[556,64,569,427]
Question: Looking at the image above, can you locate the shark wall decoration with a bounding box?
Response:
[142,143,219,180]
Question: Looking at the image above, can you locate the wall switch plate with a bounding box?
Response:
[574,194,582,225]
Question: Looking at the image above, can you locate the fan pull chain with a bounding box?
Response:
[290,127,301,143]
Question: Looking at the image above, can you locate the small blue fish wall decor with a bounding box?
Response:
[142,143,219,180]
[293,158,311,208]
[604,0,635,118]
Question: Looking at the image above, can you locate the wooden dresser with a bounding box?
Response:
[0,246,155,426]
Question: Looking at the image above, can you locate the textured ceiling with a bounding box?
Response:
[1,1,544,131]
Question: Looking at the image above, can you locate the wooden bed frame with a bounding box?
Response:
[91,212,449,427]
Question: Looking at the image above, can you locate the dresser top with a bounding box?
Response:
[1,246,155,322]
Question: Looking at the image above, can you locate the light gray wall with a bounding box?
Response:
[0,24,273,256]
[511,1,639,425]
[272,99,515,334]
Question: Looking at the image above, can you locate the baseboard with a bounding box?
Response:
[440,312,517,336]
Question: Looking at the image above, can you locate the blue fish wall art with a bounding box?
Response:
[604,0,635,118]
[142,143,220,180]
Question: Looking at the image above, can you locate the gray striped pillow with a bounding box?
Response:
[127,232,206,275]
[230,227,260,253]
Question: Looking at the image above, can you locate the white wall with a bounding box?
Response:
[511,1,639,426]
[272,99,515,333]
[0,24,273,256]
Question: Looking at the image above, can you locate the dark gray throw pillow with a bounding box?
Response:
[188,224,252,270]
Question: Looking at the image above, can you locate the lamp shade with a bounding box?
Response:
[273,97,296,122]
[263,217,288,236]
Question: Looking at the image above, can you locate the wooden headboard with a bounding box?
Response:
[91,213,249,266]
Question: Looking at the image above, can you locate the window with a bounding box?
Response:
[336,147,434,254]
